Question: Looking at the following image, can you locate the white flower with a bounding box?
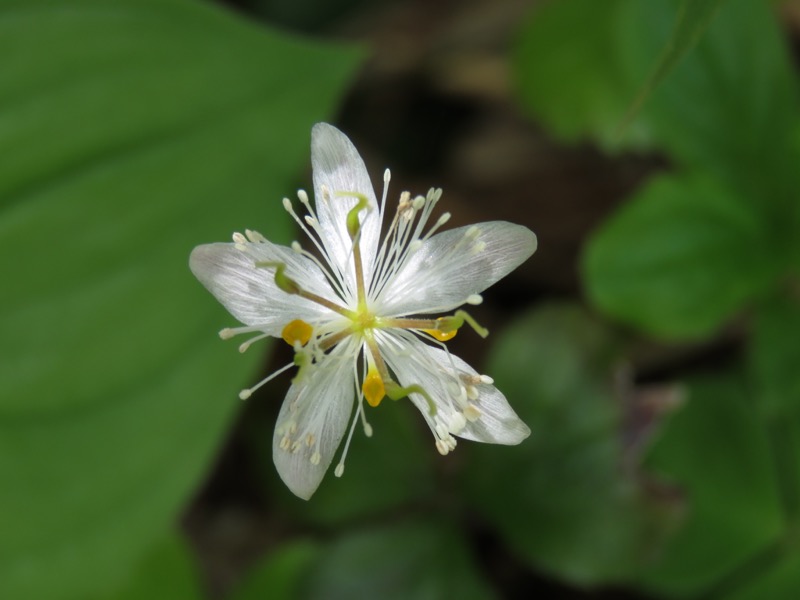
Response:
[190,123,537,500]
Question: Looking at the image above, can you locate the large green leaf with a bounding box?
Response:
[621,0,798,207]
[513,0,652,151]
[464,304,660,585]
[621,0,725,129]
[100,533,203,600]
[638,376,784,597]
[230,540,322,600]
[301,520,496,600]
[751,294,800,417]
[584,174,776,339]
[724,545,800,600]
[0,1,361,599]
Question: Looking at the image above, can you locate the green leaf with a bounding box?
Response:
[622,0,798,205]
[621,0,725,129]
[100,533,202,600]
[751,293,800,417]
[301,520,496,600]
[638,376,784,597]
[0,2,362,599]
[724,546,800,600]
[230,540,322,600]
[464,304,657,585]
[584,174,776,339]
[249,389,436,525]
[513,0,652,151]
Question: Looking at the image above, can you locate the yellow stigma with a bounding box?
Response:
[362,369,386,407]
[281,319,313,346]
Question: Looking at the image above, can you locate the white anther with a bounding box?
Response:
[363,423,373,438]
[304,215,316,226]
[219,328,234,340]
[232,232,247,244]
[412,195,426,210]
[435,423,449,439]
[310,451,321,465]
[466,294,483,305]
[321,184,331,201]
[435,439,449,455]
[239,389,252,400]
[480,375,494,385]
[472,241,487,254]
[384,168,391,183]
[464,404,481,422]
[467,385,479,401]
[306,433,315,447]
[446,436,457,450]
[280,435,290,450]
[436,212,451,227]
[282,197,293,211]
[334,463,345,477]
[466,226,480,239]
[245,229,265,243]
[297,189,310,205]
[448,412,467,434]
[238,341,251,353]
[291,441,301,453]
[409,240,422,252]
[289,421,297,434]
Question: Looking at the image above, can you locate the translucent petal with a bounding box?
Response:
[272,339,357,500]
[378,221,537,316]
[189,241,338,335]
[311,123,382,285]
[378,331,530,445]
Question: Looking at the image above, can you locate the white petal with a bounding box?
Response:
[378,221,536,316]
[272,339,357,500]
[311,123,382,284]
[378,331,530,445]
[189,241,337,335]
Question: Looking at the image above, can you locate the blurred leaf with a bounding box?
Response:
[230,540,321,600]
[301,520,496,600]
[638,376,784,597]
[514,0,653,151]
[622,0,798,206]
[465,304,659,585]
[0,1,362,599]
[101,533,202,600]
[751,293,800,417]
[250,391,436,525]
[621,0,724,129]
[724,545,800,600]
[584,174,775,339]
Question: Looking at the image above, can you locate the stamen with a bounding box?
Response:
[281,319,313,347]
[239,331,270,353]
[466,294,483,305]
[464,403,481,421]
[448,412,467,434]
[245,229,266,243]
[232,232,247,245]
[238,361,294,400]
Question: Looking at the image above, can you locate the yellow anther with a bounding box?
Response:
[424,328,457,342]
[362,369,386,407]
[281,319,313,346]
